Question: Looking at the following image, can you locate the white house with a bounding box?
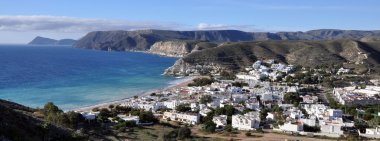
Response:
[213,115,228,128]
[80,112,99,120]
[117,114,140,124]
[163,112,200,125]
[232,112,261,130]
[279,121,303,132]
[163,100,180,109]
[301,116,317,127]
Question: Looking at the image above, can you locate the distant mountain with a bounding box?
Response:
[74,29,380,51]
[28,36,76,46]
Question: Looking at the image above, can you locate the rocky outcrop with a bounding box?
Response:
[164,58,223,76]
[28,36,76,46]
[149,41,196,57]
[148,41,218,57]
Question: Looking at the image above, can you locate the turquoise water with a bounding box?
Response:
[0,45,177,109]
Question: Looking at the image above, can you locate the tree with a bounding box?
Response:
[368,117,380,128]
[108,104,115,109]
[283,92,300,106]
[139,111,157,123]
[200,95,212,104]
[97,108,111,121]
[202,121,216,133]
[175,104,191,112]
[65,111,84,129]
[177,127,191,139]
[259,109,269,121]
[224,124,233,132]
[43,102,61,116]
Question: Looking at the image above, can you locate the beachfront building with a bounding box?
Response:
[80,112,99,120]
[212,115,228,128]
[231,112,261,130]
[163,111,200,125]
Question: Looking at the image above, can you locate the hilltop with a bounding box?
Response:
[28,36,76,46]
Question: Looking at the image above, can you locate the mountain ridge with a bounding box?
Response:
[74,29,380,51]
[164,39,380,75]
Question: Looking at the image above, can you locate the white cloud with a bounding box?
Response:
[197,23,257,31]
[0,15,182,33]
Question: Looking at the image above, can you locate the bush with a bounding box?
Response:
[245,131,251,136]
[177,127,191,139]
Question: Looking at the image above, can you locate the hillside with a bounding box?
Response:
[0,99,74,141]
[28,36,76,46]
[164,40,380,75]
[74,29,380,51]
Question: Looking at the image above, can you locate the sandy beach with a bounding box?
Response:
[70,76,197,112]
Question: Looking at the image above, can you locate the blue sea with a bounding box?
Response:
[0,45,177,110]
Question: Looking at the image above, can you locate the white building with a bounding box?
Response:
[163,112,200,125]
[117,114,140,124]
[333,86,380,105]
[328,109,343,119]
[80,112,99,120]
[163,100,180,109]
[360,127,380,139]
[213,115,228,128]
[232,112,261,130]
[336,67,350,75]
[279,122,303,132]
[301,95,318,104]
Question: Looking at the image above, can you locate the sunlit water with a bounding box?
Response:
[0,45,177,109]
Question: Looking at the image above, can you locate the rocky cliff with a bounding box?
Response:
[148,40,217,57]
[164,40,380,75]
[28,36,76,46]
[74,29,380,51]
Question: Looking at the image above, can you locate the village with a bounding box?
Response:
[78,59,380,140]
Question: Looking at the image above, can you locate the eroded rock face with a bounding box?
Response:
[148,41,194,57]
[164,58,223,76]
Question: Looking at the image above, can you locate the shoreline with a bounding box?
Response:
[70,76,196,112]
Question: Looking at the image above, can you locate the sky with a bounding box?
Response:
[0,0,379,44]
